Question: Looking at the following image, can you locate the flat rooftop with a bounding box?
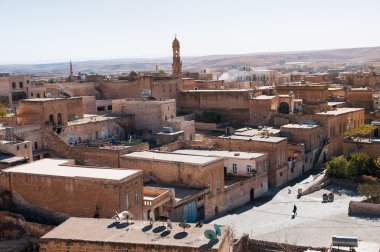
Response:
[122,151,222,165]
[281,124,319,129]
[145,182,205,201]
[328,102,346,106]
[184,89,253,93]
[219,134,286,143]
[68,114,119,126]
[253,95,276,100]
[234,127,280,136]
[3,158,141,181]
[114,99,175,104]
[316,107,364,116]
[21,97,80,102]
[173,149,265,159]
[41,217,228,249]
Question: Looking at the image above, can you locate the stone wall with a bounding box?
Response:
[71,143,149,167]
[112,99,176,135]
[235,235,326,252]
[81,96,96,114]
[42,128,149,168]
[120,156,225,196]
[39,234,231,252]
[215,137,288,187]
[343,140,380,159]
[204,176,268,220]
[349,201,380,216]
[0,170,143,220]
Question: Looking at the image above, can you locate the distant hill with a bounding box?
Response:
[1,46,380,75]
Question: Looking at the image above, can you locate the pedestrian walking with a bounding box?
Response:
[293,204,297,216]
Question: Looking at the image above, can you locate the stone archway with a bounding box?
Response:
[278,102,290,114]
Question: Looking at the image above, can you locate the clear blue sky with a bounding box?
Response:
[1,0,379,64]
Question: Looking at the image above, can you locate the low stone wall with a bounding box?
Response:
[194,122,227,131]
[329,177,358,190]
[235,235,327,252]
[349,201,380,216]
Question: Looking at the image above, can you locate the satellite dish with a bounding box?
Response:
[167,219,173,229]
[214,224,222,236]
[204,229,217,240]
[178,222,191,232]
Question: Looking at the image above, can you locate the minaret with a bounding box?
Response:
[69,60,74,81]
[171,35,182,78]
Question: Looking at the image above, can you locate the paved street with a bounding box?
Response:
[211,175,380,248]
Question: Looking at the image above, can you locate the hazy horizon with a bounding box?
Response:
[1,0,380,64]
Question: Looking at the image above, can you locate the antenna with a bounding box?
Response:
[204,229,217,240]
[167,219,173,229]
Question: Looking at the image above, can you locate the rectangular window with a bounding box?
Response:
[17,146,20,150]
[257,163,261,174]
[34,142,38,150]
[135,191,139,204]
[30,92,34,97]
[19,82,23,88]
[232,164,237,173]
[247,165,252,174]
[125,194,130,210]
[107,105,112,110]
[263,161,267,172]
[12,82,16,89]
[27,80,30,84]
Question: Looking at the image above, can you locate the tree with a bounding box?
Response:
[159,69,166,74]
[0,102,8,118]
[358,183,380,204]
[348,152,370,177]
[128,71,138,81]
[345,124,376,138]
[374,157,380,171]
[326,156,349,179]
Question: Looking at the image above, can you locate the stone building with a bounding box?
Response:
[173,149,268,181]
[16,97,83,127]
[276,83,329,102]
[0,158,143,219]
[280,124,322,171]
[373,93,380,110]
[120,150,267,221]
[0,74,31,108]
[112,99,176,137]
[249,95,279,126]
[346,87,373,110]
[216,135,288,187]
[39,217,232,252]
[178,89,260,125]
[0,128,32,169]
[121,151,224,195]
[304,73,333,83]
[315,107,365,159]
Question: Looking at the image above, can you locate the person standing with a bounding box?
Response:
[293,204,297,216]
